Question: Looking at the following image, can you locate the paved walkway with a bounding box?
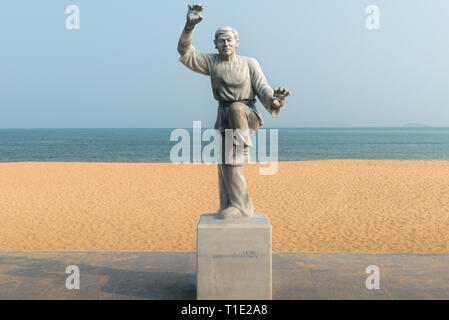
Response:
[0,252,448,299]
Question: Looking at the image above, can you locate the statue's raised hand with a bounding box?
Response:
[186,3,204,27]
[272,87,291,109]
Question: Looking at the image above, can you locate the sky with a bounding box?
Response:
[0,0,448,128]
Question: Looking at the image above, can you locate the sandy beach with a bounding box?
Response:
[0,160,448,252]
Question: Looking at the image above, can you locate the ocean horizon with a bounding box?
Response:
[1,127,449,162]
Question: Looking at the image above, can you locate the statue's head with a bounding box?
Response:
[214,26,240,59]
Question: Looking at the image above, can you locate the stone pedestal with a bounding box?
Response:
[196,213,272,300]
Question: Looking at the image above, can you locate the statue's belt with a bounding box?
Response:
[218,99,256,107]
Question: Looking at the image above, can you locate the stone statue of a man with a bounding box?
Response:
[177,4,291,219]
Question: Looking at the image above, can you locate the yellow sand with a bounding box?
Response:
[0,161,448,252]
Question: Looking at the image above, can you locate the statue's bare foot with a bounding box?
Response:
[218,206,243,219]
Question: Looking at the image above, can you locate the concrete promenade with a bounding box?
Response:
[0,251,448,299]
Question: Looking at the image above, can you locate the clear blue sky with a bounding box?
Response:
[1,0,448,128]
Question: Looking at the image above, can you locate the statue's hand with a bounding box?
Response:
[186,3,204,27]
[272,87,291,109]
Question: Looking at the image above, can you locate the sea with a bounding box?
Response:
[1,128,449,162]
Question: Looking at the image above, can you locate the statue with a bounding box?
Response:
[177,3,291,219]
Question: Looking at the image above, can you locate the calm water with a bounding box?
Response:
[1,128,449,162]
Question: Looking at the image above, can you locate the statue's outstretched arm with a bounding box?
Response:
[249,58,292,117]
[177,4,204,56]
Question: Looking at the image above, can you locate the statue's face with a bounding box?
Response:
[215,32,238,58]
